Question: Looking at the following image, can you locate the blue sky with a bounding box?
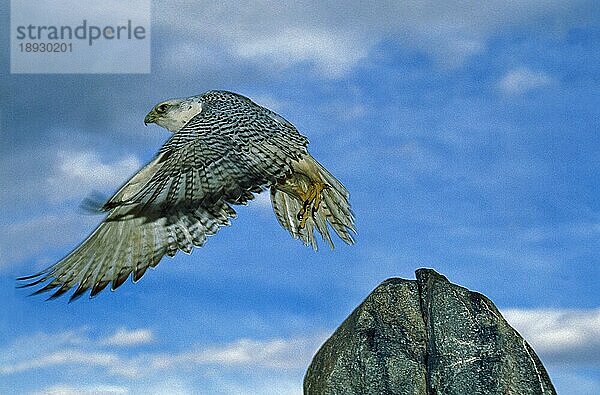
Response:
[1,1,599,394]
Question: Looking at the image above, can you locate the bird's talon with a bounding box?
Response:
[296,181,328,229]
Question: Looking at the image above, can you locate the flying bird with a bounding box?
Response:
[18,90,355,301]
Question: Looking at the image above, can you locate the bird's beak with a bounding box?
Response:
[144,111,156,126]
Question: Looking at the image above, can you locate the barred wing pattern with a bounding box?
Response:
[18,201,236,301]
[18,91,309,301]
[106,91,308,210]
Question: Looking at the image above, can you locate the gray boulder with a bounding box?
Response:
[304,269,555,395]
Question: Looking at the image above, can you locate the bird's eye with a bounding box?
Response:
[156,103,169,113]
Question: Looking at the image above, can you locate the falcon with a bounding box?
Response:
[18,90,355,301]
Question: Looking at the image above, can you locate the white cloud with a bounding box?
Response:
[157,0,595,76]
[503,308,600,364]
[0,328,152,378]
[498,67,554,95]
[0,328,325,382]
[1,349,120,375]
[233,27,369,77]
[7,311,600,394]
[0,329,88,367]
[149,336,323,371]
[31,384,129,395]
[101,328,154,347]
[139,378,192,395]
[2,149,141,267]
[0,213,96,267]
[47,150,141,203]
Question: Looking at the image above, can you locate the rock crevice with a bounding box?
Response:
[304,269,556,395]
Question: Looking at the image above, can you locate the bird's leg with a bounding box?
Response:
[297,181,329,229]
[311,183,330,214]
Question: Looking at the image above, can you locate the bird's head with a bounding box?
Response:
[144,96,203,133]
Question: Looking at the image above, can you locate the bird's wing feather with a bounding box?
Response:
[18,91,308,300]
[106,91,309,210]
[18,200,236,301]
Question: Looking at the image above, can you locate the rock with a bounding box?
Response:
[304,269,556,395]
[305,278,427,394]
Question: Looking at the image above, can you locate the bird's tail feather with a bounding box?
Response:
[271,156,355,250]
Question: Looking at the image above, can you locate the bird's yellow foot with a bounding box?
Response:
[297,181,329,229]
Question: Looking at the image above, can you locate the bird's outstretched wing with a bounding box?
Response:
[106,91,309,210]
[18,200,236,302]
[18,91,309,301]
